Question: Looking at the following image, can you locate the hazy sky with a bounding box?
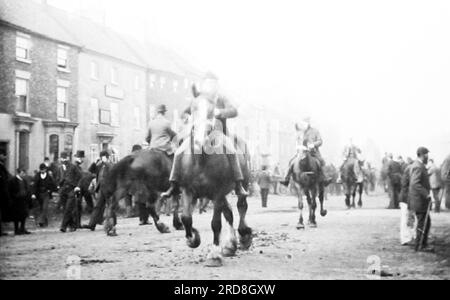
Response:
[47,0,450,163]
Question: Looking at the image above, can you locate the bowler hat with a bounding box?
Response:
[417,147,429,157]
[100,150,110,158]
[39,163,48,171]
[74,150,85,158]
[60,152,69,159]
[156,104,167,113]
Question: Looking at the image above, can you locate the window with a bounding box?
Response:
[91,98,99,124]
[149,74,156,89]
[100,109,111,124]
[173,80,178,93]
[16,33,31,61]
[57,87,68,118]
[15,78,29,113]
[110,67,118,85]
[134,75,140,90]
[91,62,99,80]
[110,102,119,127]
[57,46,69,70]
[134,107,141,129]
[160,76,166,89]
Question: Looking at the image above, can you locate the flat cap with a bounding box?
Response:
[417,147,429,156]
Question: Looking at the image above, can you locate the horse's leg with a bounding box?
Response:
[171,194,184,230]
[319,183,327,217]
[351,184,357,208]
[358,183,363,208]
[221,197,238,257]
[206,197,224,267]
[306,189,317,228]
[181,189,201,248]
[237,194,253,250]
[296,183,305,229]
[148,192,170,234]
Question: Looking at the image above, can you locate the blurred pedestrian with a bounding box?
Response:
[31,164,57,228]
[0,151,12,236]
[257,166,272,208]
[409,147,432,252]
[399,158,415,245]
[428,159,442,213]
[441,154,450,209]
[272,164,281,195]
[8,169,32,235]
[387,154,402,209]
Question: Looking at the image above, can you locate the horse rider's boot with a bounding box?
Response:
[161,181,179,199]
[235,181,249,196]
[279,166,293,186]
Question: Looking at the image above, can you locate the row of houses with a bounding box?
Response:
[0,0,297,175]
[0,0,204,173]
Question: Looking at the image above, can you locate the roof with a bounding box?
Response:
[0,0,204,76]
[0,0,79,46]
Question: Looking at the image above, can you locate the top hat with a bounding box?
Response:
[100,150,110,158]
[74,150,85,158]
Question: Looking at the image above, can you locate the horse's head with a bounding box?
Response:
[191,95,216,152]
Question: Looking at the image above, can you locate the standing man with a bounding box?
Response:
[428,159,442,213]
[399,157,415,245]
[280,117,328,186]
[8,169,32,235]
[31,164,57,228]
[60,151,84,233]
[56,152,70,211]
[441,154,450,210]
[84,150,113,231]
[272,164,281,195]
[0,151,12,236]
[409,147,432,252]
[387,154,402,209]
[257,166,272,208]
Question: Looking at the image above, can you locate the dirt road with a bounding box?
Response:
[1,193,449,280]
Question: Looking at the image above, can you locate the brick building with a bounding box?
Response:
[0,0,80,172]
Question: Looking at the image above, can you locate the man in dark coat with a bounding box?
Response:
[9,169,32,235]
[0,151,12,236]
[399,158,415,245]
[56,152,70,210]
[84,150,113,231]
[31,164,57,228]
[146,104,177,155]
[60,151,84,233]
[387,154,402,209]
[409,147,432,251]
[441,154,450,209]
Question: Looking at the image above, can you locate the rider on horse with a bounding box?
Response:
[161,72,249,199]
[146,104,177,156]
[279,116,328,186]
[337,139,363,183]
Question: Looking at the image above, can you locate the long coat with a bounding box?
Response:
[0,162,12,221]
[33,172,57,199]
[8,176,32,221]
[408,160,431,213]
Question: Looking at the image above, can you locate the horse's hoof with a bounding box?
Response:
[222,240,238,257]
[296,223,305,230]
[173,220,184,231]
[320,209,328,217]
[186,228,201,249]
[205,256,223,268]
[239,234,253,250]
[157,222,171,234]
[308,222,317,228]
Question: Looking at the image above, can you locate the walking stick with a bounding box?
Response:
[415,197,433,251]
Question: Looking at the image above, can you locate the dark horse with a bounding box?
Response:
[103,150,183,236]
[341,158,364,209]
[176,96,252,267]
[291,148,327,229]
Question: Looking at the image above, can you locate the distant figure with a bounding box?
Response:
[257,166,272,208]
[399,157,415,245]
[8,169,32,235]
[146,104,177,156]
[428,159,442,213]
[409,147,432,252]
[386,154,402,209]
[272,164,281,195]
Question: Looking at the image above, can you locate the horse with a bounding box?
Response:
[341,158,364,209]
[291,148,327,229]
[176,95,253,267]
[102,150,183,236]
